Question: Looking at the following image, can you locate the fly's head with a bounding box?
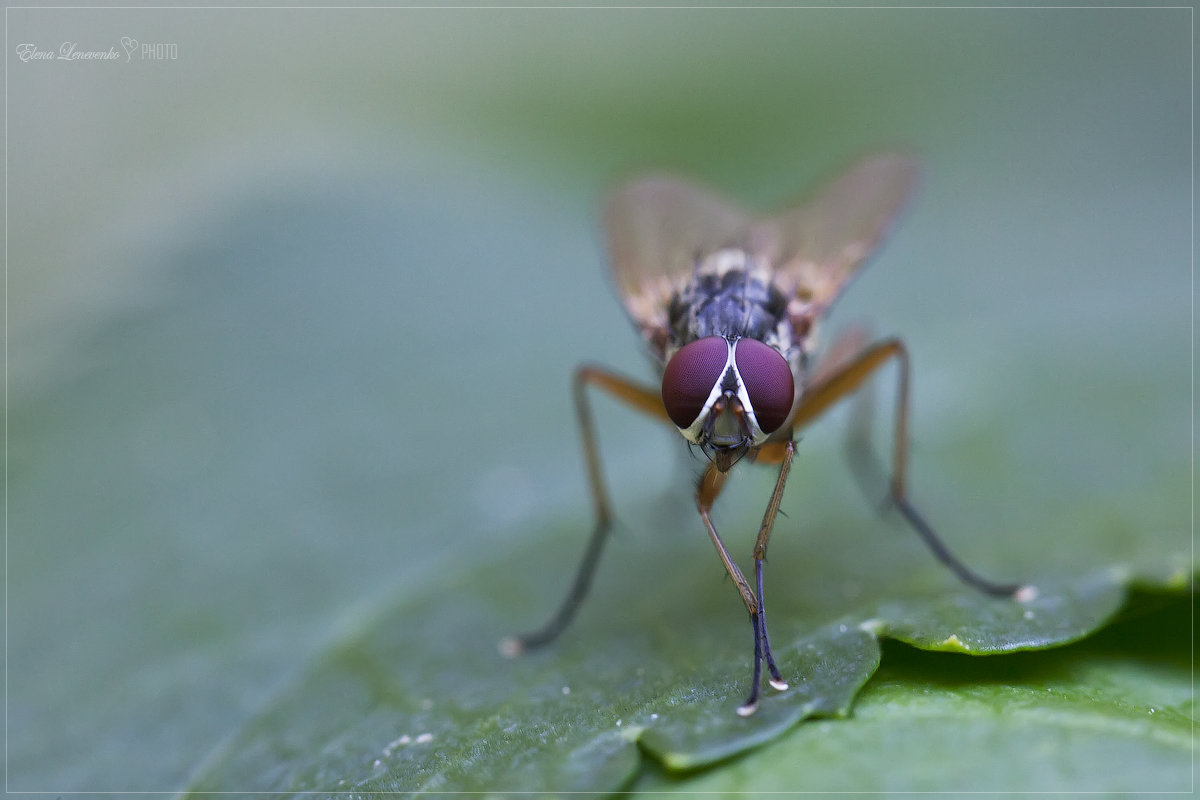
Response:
[661,336,795,472]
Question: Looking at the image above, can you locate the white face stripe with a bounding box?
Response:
[677,338,771,446]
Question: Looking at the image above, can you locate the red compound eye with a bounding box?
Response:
[661,336,729,429]
[734,339,794,434]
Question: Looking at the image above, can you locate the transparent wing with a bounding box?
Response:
[754,153,919,314]
[605,175,751,346]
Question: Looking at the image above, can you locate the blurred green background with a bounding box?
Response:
[6,4,1190,793]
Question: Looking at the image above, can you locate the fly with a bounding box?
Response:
[501,153,1024,716]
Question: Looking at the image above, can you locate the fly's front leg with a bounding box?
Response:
[750,438,796,700]
[696,462,791,716]
[795,338,1023,598]
[695,466,759,715]
[501,365,672,656]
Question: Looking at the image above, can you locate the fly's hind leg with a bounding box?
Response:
[501,365,673,656]
[814,327,889,510]
[795,338,1022,598]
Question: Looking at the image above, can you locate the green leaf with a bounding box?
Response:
[876,569,1128,654]
[635,595,1194,793]
[180,509,1189,794]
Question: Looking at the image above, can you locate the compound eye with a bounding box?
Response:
[734,339,794,434]
[661,336,729,429]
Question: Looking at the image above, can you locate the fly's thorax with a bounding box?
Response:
[669,249,781,342]
[663,247,807,377]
